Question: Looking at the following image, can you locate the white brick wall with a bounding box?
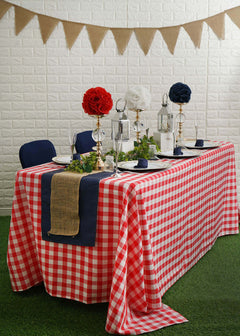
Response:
[1,0,240,214]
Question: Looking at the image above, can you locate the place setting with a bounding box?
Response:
[108,136,172,175]
[156,130,201,160]
[117,159,171,173]
[184,124,220,149]
[110,103,172,175]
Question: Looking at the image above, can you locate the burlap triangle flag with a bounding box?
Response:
[0,0,11,19]
[38,14,59,44]
[62,20,84,49]
[111,28,133,54]
[205,12,225,40]
[159,26,180,54]
[15,5,35,35]
[183,19,204,48]
[226,6,240,29]
[86,25,108,53]
[134,28,156,55]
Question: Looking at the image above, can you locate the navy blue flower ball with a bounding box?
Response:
[169,82,192,104]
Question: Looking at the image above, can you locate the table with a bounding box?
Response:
[7,142,239,335]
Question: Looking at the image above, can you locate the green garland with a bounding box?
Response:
[127,135,159,160]
[65,152,97,173]
[105,135,160,161]
[65,135,159,173]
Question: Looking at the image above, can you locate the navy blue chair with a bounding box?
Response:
[75,131,96,154]
[19,140,57,169]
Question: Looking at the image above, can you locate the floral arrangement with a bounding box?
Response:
[125,86,151,111]
[82,87,113,116]
[169,82,191,104]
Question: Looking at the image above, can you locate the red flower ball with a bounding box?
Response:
[82,87,113,116]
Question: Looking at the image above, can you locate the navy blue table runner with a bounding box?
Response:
[41,170,112,246]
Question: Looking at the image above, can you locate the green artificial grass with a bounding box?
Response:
[0,216,239,336]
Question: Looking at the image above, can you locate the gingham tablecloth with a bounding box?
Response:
[7,142,239,335]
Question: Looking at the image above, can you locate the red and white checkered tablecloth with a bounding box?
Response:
[7,142,239,335]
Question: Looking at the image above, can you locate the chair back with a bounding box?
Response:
[75,131,96,154]
[19,140,57,168]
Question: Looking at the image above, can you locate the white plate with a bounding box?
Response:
[157,150,200,159]
[118,160,171,172]
[52,156,71,165]
[184,140,220,150]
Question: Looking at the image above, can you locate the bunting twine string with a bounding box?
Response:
[1,0,240,55]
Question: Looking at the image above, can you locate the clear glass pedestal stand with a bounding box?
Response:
[175,103,186,147]
[92,115,105,170]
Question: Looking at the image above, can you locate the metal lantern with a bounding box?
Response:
[111,98,130,142]
[157,93,173,133]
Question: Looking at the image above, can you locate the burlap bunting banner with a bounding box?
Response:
[205,12,225,40]
[134,28,157,55]
[159,26,180,55]
[226,7,240,29]
[15,5,35,35]
[183,20,203,48]
[111,28,133,54]
[0,0,11,19]
[62,20,84,49]
[38,14,59,44]
[86,25,108,53]
[0,0,239,54]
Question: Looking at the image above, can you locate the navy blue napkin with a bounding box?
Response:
[173,147,183,155]
[195,139,204,147]
[73,153,81,160]
[134,158,148,168]
[41,170,112,246]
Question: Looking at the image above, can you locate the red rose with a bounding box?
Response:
[82,87,113,116]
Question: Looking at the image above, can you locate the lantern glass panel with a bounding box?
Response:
[111,112,130,141]
[158,106,173,132]
[159,114,168,132]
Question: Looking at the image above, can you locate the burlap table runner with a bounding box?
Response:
[48,171,96,236]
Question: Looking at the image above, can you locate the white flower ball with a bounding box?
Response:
[125,86,151,111]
